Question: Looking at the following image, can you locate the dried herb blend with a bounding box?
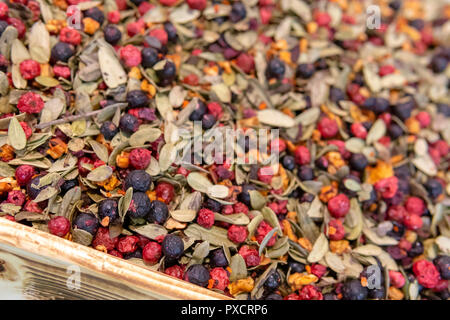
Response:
[0,0,449,300]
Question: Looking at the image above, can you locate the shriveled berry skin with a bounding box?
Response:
[120,45,142,68]
[15,164,35,186]
[155,182,175,203]
[227,225,248,244]
[184,264,210,287]
[264,270,281,291]
[119,113,139,134]
[239,245,260,267]
[156,60,176,86]
[294,145,310,165]
[434,256,450,280]
[73,213,99,235]
[328,194,350,218]
[48,216,71,237]
[98,198,119,225]
[117,235,140,254]
[210,248,228,267]
[196,208,215,229]
[142,241,162,264]
[100,121,119,140]
[129,148,152,170]
[162,234,184,260]
[51,42,75,63]
[413,259,441,288]
[341,279,368,300]
[127,192,151,222]
[17,92,44,114]
[19,59,41,80]
[265,58,285,79]
[209,267,229,291]
[164,265,184,279]
[127,90,149,108]
[92,227,119,251]
[141,47,159,68]
[148,200,169,224]
[317,117,338,139]
[189,100,207,121]
[255,220,276,247]
[104,25,122,44]
[7,190,26,206]
[124,170,151,192]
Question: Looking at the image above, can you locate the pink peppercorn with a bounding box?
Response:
[415,111,431,128]
[149,28,168,46]
[6,190,26,206]
[378,65,395,76]
[117,235,140,253]
[398,238,412,252]
[239,245,260,267]
[299,284,323,300]
[387,205,407,222]
[255,220,277,247]
[209,267,229,291]
[159,0,177,6]
[108,249,123,258]
[142,241,162,264]
[115,0,127,10]
[176,166,190,177]
[15,164,35,186]
[317,117,339,139]
[138,2,154,16]
[233,202,248,215]
[389,270,406,288]
[236,53,255,73]
[7,17,26,38]
[19,59,41,80]
[59,27,82,45]
[129,148,152,170]
[120,45,142,68]
[257,166,273,184]
[23,200,42,213]
[405,197,425,216]
[327,219,345,241]
[227,225,248,244]
[222,205,233,215]
[186,0,207,11]
[314,11,331,27]
[270,138,286,154]
[48,216,71,237]
[107,10,121,24]
[197,208,215,229]
[155,182,175,203]
[260,7,272,24]
[165,265,184,279]
[0,2,9,19]
[350,122,367,139]
[126,20,145,37]
[19,121,32,139]
[327,194,350,218]
[294,145,310,165]
[413,260,441,289]
[374,176,398,199]
[17,92,44,114]
[53,65,71,79]
[379,112,392,125]
[92,227,119,251]
[432,140,449,157]
[403,214,423,230]
[310,264,327,279]
[207,102,223,120]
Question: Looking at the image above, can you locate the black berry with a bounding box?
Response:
[127,192,151,222]
[202,114,216,129]
[210,248,228,267]
[238,184,256,207]
[164,22,178,43]
[388,123,404,139]
[263,270,281,291]
[204,198,222,213]
[127,90,149,108]
[141,47,160,68]
[156,60,176,86]
[296,63,315,79]
[26,175,48,200]
[104,25,122,45]
[430,55,448,73]
[124,170,151,192]
[98,198,120,225]
[162,234,184,260]
[51,42,75,63]
[392,98,415,120]
[84,7,105,25]
[289,261,305,273]
[0,21,8,37]
[189,100,207,121]
[265,293,282,300]
[73,212,99,235]
[434,255,450,280]
[341,279,368,300]
[297,165,314,180]
[265,58,285,80]
[424,179,443,199]
[230,2,246,23]
[349,153,368,171]
[363,97,390,113]
[148,200,169,224]
[100,121,119,140]
[329,87,346,102]
[60,178,78,196]
[119,113,139,134]
[184,264,210,287]
[282,155,295,171]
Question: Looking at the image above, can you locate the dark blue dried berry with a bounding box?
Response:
[119,114,139,134]
[141,47,159,68]
[289,261,305,273]
[430,55,448,73]
[123,248,142,259]
[265,293,282,300]
[73,213,99,235]
[26,175,48,200]
[263,270,281,291]
[189,100,207,121]
[124,170,151,192]
[156,60,176,86]
[60,179,78,196]
[392,98,415,120]
[282,155,295,171]
[329,87,346,102]
[164,22,178,43]
[98,198,119,225]
[162,234,184,260]
[265,58,285,80]
[127,192,151,222]
[342,279,368,300]
[51,42,75,63]
[362,97,390,113]
[210,248,228,267]
[204,198,222,213]
[202,113,216,129]
[127,90,149,108]
[104,25,121,45]
[0,21,8,37]
[408,241,424,257]
[230,2,246,23]
[297,165,314,181]
[369,288,385,299]
[388,123,404,139]
[100,121,119,140]
[296,63,315,79]
[148,200,169,224]
[424,179,443,199]
[434,256,450,280]
[84,7,105,25]
[184,264,210,287]
[238,184,256,207]
[349,153,368,171]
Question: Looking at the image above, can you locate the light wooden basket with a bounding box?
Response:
[0,219,231,300]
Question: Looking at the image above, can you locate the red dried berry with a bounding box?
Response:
[389,270,406,288]
[255,220,277,247]
[310,264,327,279]
[379,112,392,125]
[115,0,127,10]
[107,10,121,24]
[260,6,272,24]
[155,182,175,203]
[120,45,142,68]
[165,265,184,279]
[210,267,229,291]
[413,260,441,289]
[142,241,162,264]
[238,245,260,267]
[227,225,248,244]
[432,140,449,157]
[314,11,331,27]
[270,138,286,154]
[15,164,35,186]
[405,197,425,216]
[19,121,32,139]
[374,176,398,199]
[387,205,407,222]
[48,216,70,237]
[17,92,44,114]
[78,157,94,176]
[117,235,140,253]
[298,285,323,300]
[138,2,154,16]
[159,0,177,6]
[327,194,350,218]
[233,202,248,215]
[398,238,412,252]
[129,148,152,170]
[350,122,367,139]
[236,53,255,73]
[108,249,123,258]
[294,145,310,165]
[6,190,26,206]
[207,102,223,119]
[328,140,350,159]
[317,117,338,139]
[0,2,9,19]
[7,17,26,38]
[378,65,395,76]
[19,59,41,80]
[257,166,273,184]
[92,227,119,251]
[403,214,423,230]
[59,27,82,45]
[197,208,215,229]
[148,28,168,46]
[126,20,145,37]
[284,293,301,300]
[327,219,345,241]
[186,0,207,11]
[183,73,199,86]
[53,65,71,79]
[23,200,42,213]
